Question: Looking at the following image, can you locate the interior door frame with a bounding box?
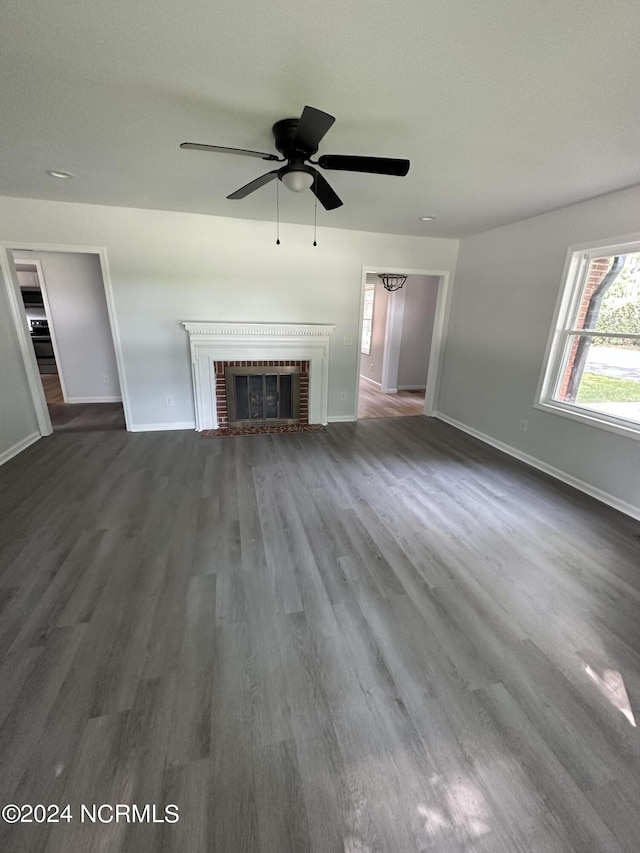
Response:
[0,242,132,433]
[13,256,71,403]
[355,265,453,419]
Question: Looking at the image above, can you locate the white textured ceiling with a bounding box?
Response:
[2,0,640,238]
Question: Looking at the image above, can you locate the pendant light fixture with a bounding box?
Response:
[378,273,407,292]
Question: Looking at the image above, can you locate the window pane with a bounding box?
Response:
[363,289,374,319]
[361,319,372,355]
[577,253,640,335]
[555,335,640,424]
[361,289,374,354]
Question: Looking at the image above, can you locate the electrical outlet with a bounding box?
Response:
[370,363,374,371]
[343,336,353,346]
[165,396,174,407]
[340,391,347,401]
[520,419,528,432]
[104,375,111,385]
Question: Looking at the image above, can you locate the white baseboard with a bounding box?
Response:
[397,384,426,392]
[434,411,640,522]
[130,421,196,433]
[66,396,123,404]
[359,375,382,388]
[0,431,41,467]
[327,415,357,423]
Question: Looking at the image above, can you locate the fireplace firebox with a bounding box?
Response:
[225,365,300,426]
[214,360,309,429]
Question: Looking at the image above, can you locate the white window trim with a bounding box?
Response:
[536,234,640,442]
[361,284,375,355]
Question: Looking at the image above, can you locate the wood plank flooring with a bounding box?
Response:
[1,417,640,852]
[358,377,426,418]
[41,374,64,405]
[40,373,125,431]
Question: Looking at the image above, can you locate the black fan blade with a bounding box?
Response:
[317,155,410,176]
[227,170,279,200]
[311,171,343,210]
[181,142,280,161]
[292,106,336,155]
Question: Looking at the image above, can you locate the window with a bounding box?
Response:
[361,286,375,355]
[538,240,640,437]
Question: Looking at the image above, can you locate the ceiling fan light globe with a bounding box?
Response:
[281,169,314,192]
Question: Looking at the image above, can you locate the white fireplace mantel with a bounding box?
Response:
[183,321,336,430]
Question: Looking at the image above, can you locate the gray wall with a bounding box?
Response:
[398,275,439,389]
[438,183,640,516]
[15,251,121,402]
[0,196,459,433]
[0,268,40,462]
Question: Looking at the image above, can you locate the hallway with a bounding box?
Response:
[41,373,125,431]
[358,377,426,419]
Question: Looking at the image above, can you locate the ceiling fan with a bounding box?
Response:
[180,105,410,210]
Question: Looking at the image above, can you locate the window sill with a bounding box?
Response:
[534,399,640,442]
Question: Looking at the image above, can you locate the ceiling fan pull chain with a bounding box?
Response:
[276,178,281,245]
[313,179,318,246]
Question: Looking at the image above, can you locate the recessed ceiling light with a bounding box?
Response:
[46,169,73,179]
[419,216,436,221]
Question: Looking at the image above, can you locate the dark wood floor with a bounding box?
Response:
[40,373,125,431]
[40,374,64,404]
[1,417,640,852]
[358,377,426,418]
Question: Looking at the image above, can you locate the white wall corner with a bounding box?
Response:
[359,375,382,388]
[0,431,41,467]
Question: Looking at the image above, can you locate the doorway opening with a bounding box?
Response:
[357,271,442,419]
[10,250,126,432]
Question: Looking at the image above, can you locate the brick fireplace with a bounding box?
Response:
[183,322,335,431]
[214,360,309,428]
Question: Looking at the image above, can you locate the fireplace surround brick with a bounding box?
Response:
[214,360,309,428]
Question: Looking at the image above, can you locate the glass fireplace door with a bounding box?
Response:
[226,367,299,426]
